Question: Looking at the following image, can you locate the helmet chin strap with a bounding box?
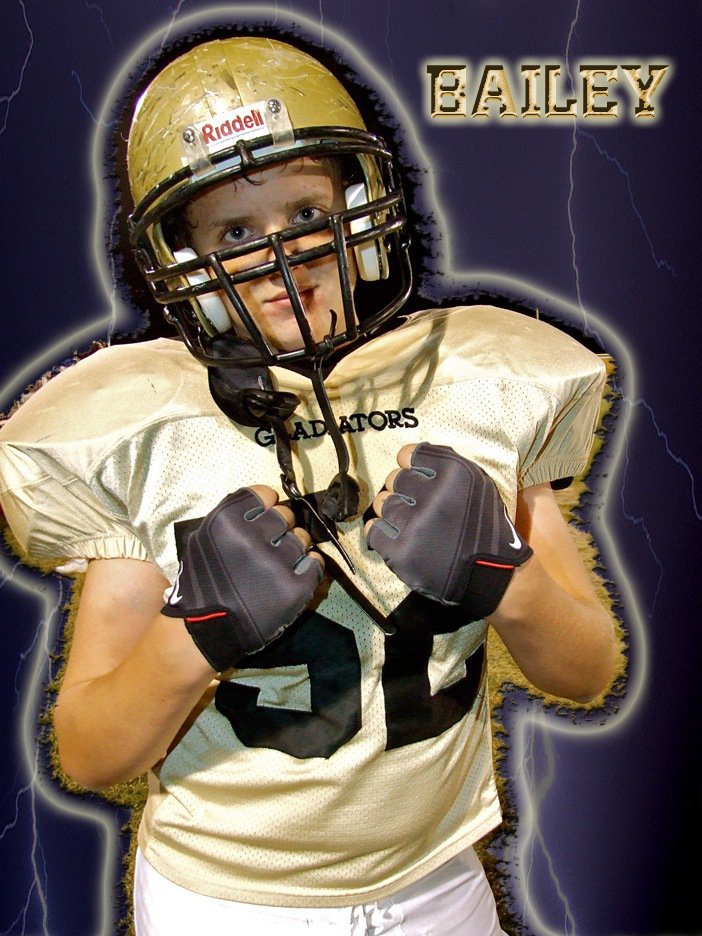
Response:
[309,311,361,524]
[207,319,360,572]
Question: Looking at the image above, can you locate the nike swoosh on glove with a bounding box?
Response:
[366,442,533,621]
[162,488,323,671]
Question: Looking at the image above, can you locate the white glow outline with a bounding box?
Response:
[0,4,649,933]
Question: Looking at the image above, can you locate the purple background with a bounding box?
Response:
[1,2,700,933]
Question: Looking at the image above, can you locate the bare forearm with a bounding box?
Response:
[487,553,616,702]
[54,613,215,789]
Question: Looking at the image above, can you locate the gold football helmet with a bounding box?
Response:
[127,36,411,368]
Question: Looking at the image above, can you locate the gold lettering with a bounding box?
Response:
[521,66,542,117]
[580,66,618,118]
[545,65,577,117]
[620,64,671,118]
[426,65,468,117]
[471,65,517,118]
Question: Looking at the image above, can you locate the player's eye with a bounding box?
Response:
[222,224,254,245]
[291,205,327,226]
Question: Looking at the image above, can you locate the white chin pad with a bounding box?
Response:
[173,248,231,334]
[345,183,383,282]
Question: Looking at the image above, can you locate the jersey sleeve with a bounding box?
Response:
[0,440,149,565]
[516,352,608,489]
[0,339,195,568]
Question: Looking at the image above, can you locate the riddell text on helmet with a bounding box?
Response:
[187,102,269,156]
[201,109,264,143]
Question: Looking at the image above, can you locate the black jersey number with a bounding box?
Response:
[214,593,485,760]
[215,612,362,759]
[382,591,485,751]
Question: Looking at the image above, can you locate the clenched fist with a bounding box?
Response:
[162,486,323,671]
[366,443,532,620]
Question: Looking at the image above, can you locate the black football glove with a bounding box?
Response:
[366,442,533,620]
[162,488,323,671]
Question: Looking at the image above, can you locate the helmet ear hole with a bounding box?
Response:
[345,183,386,282]
[173,248,231,335]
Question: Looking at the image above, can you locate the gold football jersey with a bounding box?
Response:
[0,305,606,905]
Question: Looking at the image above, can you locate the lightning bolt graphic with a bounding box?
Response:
[0,0,33,136]
[0,557,121,934]
[508,2,693,933]
[577,132,677,278]
[514,715,578,936]
[84,0,115,46]
[619,439,665,613]
[71,69,108,125]
[0,3,126,931]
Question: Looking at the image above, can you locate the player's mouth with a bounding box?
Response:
[264,286,316,313]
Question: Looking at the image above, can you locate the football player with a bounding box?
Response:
[0,34,616,935]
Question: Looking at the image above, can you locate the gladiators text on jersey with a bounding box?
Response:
[254,406,420,447]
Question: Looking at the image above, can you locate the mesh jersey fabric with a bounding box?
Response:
[0,305,606,905]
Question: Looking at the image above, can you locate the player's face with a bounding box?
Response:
[184,158,356,353]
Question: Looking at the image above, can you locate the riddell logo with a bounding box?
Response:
[197,103,267,151]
